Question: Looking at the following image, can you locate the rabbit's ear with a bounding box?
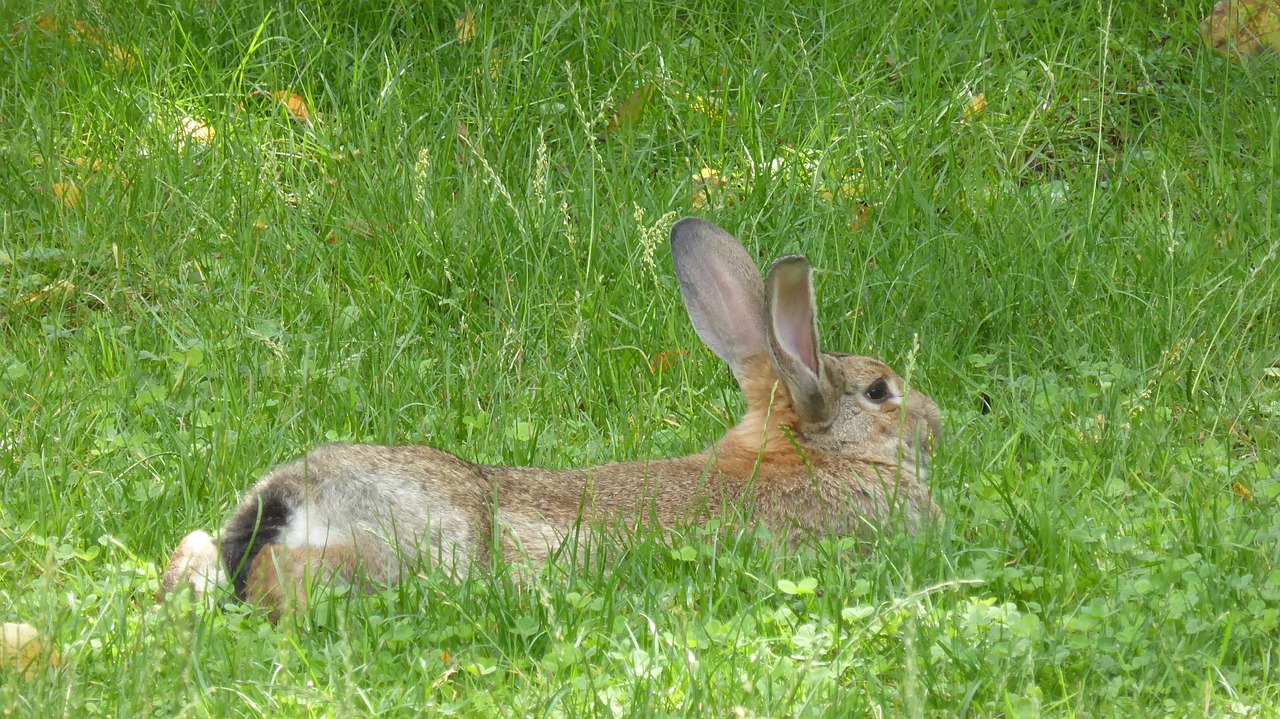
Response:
[765,255,830,421]
[670,218,767,378]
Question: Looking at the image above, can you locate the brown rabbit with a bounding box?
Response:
[161,217,942,616]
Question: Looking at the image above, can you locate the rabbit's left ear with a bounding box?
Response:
[670,218,768,382]
[765,255,831,422]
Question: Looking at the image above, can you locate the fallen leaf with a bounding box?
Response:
[473,48,500,79]
[964,92,987,120]
[1,623,59,680]
[174,116,215,148]
[818,181,865,202]
[691,167,730,209]
[455,10,477,44]
[648,349,688,374]
[52,181,81,209]
[15,280,76,307]
[22,15,103,44]
[851,201,872,231]
[688,94,723,122]
[31,14,59,34]
[72,157,104,173]
[105,43,137,70]
[1202,0,1280,58]
[270,91,313,126]
[69,19,102,44]
[606,83,656,132]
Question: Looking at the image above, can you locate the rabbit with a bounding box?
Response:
[160,217,942,617]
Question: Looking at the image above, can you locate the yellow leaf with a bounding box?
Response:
[69,19,103,45]
[15,280,76,307]
[1,623,59,680]
[31,14,59,34]
[851,201,872,231]
[52,181,81,209]
[175,116,215,147]
[689,95,722,122]
[72,157,104,172]
[837,182,865,200]
[105,44,137,70]
[964,93,987,120]
[1202,0,1280,58]
[691,167,733,209]
[22,15,102,44]
[455,10,477,44]
[270,91,313,126]
[648,349,688,374]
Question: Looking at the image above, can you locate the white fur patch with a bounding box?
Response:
[172,530,226,608]
[281,502,335,549]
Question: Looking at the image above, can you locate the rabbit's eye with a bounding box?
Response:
[864,378,891,403]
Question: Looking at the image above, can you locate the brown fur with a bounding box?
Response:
[244,544,359,621]
[158,218,943,618]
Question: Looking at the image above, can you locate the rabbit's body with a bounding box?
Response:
[162,218,941,616]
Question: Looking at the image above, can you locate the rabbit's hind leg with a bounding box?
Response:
[160,530,227,606]
[243,543,359,621]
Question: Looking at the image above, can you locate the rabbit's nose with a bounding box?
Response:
[907,390,942,455]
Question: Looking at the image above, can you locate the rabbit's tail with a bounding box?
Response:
[162,485,358,617]
[159,488,295,607]
[219,484,295,600]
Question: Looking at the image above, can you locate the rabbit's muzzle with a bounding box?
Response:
[905,389,942,464]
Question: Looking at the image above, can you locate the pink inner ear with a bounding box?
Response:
[774,293,818,376]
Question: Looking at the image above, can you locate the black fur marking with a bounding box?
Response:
[219,488,292,600]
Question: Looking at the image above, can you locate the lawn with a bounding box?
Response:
[2,0,1279,716]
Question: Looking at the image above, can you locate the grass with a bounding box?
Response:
[1,0,1278,715]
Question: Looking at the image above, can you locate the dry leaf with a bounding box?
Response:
[175,116,215,148]
[473,48,501,79]
[606,83,656,133]
[688,95,722,122]
[455,10,477,44]
[69,19,102,44]
[72,157,104,173]
[105,44,137,70]
[1202,0,1280,58]
[818,181,865,202]
[1,623,59,680]
[31,14,59,34]
[271,91,313,126]
[15,280,76,307]
[648,349,688,374]
[964,93,987,120]
[691,167,730,209]
[52,181,81,209]
[23,14,101,44]
[850,201,872,231]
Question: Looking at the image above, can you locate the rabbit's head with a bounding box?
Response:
[670,218,940,472]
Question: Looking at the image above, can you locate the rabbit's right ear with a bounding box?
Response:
[670,218,767,380]
[764,255,832,422]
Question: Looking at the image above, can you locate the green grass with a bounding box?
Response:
[2,0,1279,715]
